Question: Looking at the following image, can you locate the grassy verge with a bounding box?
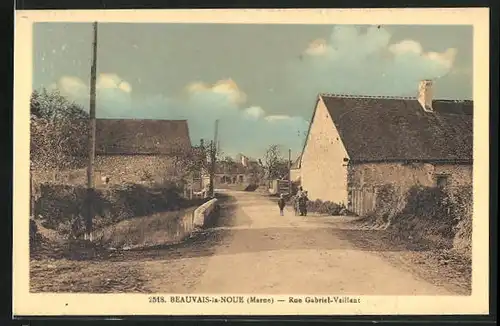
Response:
[29,195,226,293]
[345,184,472,294]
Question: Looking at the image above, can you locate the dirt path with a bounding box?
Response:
[145,190,453,295]
[31,190,463,295]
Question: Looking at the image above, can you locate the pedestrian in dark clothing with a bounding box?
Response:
[278,194,286,216]
[298,191,309,216]
[292,195,299,216]
[295,187,303,215]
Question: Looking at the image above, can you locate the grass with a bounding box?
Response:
[95,207,198,249]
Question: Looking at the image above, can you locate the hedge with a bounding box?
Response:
[34,182,209,238]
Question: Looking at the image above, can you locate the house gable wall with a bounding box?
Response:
[300,97,350,204]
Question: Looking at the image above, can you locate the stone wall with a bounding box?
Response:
[193,198,218,227]
[348,162,473,193]
[31,155,180,187]
[95,155,175,185]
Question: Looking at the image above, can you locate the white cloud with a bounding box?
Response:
[96,73,133,93]
[424,48,457,70]
[57,76,87,98]
[48,76,308,157]
[54,73,133,99]
[50,74,133,116]
[289,25,460,101]
[389,39,457,70]
[244,106,266,119]
[388,39,423,55]
[186,78,247,105]
[118,81,132,93]
[265,115,293,122]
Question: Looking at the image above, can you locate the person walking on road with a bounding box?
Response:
[295,186,303,215]
[278,194,286,216]
[292,195,299,216]
[298,191,309,216]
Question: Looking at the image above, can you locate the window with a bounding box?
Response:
[436,175,449,189]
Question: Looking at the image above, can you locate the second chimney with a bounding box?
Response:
[418,79,434,112]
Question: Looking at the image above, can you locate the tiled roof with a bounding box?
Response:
[95,119,191,155]
[316,94,473,163]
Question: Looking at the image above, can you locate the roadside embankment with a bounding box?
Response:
[30,195,220,260]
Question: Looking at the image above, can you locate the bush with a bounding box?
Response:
[365,184,407,225]
[306,199,346,215]
[451,185,473,256]
[380,184,473,252]
[30,88,89,171]
[30,219,41,249]
[34,182,207,239]
[402,185,448,218]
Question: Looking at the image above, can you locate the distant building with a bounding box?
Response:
[297,80,473,215]
[94,119,196,187]
[235,153,251,167]
[202,154,263,189]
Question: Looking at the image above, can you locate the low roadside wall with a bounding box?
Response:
[193,198,218,228]
[77,198,219,250]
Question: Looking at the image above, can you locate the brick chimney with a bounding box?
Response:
[418,79,434,112]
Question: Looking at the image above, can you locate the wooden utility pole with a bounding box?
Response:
[85,21,98,241]
[288,149,292,196]
[214,119,219,154]
[208,120,219,198]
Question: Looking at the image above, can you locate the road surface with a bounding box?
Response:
[139,190,453,295]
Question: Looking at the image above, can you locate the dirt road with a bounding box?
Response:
[32,190,465,294]
[140,190,454,295]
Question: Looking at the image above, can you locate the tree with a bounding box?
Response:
[220,156,237,173]
[169,138,223,180]
[165,137,198,179]
[262,144,289,180]
[30,88,90,172]
[222,156,235,164]
[247,161,265,185]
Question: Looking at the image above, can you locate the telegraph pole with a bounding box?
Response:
[209,119,219,198]
[85,21,98,241]
[288,149,292,196]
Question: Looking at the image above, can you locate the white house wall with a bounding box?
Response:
[300,97,350,205]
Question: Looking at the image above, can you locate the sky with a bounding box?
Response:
[32,23,473,159]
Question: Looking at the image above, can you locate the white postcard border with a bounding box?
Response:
[13,8,490,316]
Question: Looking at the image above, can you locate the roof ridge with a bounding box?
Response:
[320,93,416,100]
[95,118,189,122]
[319,93,473,103]
[434,99,473,103]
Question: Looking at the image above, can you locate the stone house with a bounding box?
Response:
[94,118,195,187]
[214,163,249,185]
[297,80,473,214]
[201,155,263,189]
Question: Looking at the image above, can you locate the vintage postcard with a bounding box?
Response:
[13,8,490,316]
